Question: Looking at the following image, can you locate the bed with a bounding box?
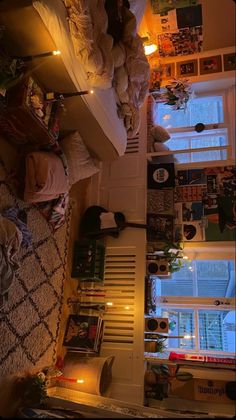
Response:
[0,0,149,161]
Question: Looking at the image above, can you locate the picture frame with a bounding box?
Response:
[176,59,198,77]
[223,53,236,72]
[160,62,175,80]
[199,55,222,75]
[63,314,103,353]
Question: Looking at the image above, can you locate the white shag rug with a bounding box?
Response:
[0,153,71,377]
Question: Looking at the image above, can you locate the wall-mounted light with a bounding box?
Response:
[142,36,158,56]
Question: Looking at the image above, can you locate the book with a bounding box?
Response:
[63,314,103,353]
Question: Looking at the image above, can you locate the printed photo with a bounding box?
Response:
[183,221,205,241]
[200,55,222,75]
[147,213,174,242]
[223,53,236,71]
[182,202,203,221]
[177,59,198,77]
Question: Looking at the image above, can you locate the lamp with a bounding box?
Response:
[142,36,158,56]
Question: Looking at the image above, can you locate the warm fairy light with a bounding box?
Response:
[183,255,189,260]
[90,89,94,94]
[52,50,61,55]
[106,302,113,306]
[124,306,130,310]
[76,379,85,384]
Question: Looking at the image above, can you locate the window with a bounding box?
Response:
[152,94,232,165]
[147,259,235,357]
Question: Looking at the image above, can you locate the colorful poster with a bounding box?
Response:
[147,213,174,242]
[183,221,205,241]
[151,0,199,14]
[182,202,203,221]
[158,26,203,57]
[175,185,206,202]
[176,169,207,185]
[147,189,174,214]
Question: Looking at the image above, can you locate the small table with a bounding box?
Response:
[2,75,60,146]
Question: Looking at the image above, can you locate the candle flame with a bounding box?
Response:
[184,335,195,339]
[124,306,130,310]
[90,89,94,94]
[52,50,61,56]
[106,302,113,306]
[77,379,85,384]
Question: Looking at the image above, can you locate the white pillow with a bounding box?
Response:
[60,131,100,185]
[153,141,170,152]
[150,125,170,143]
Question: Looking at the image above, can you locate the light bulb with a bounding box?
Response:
[144,43,158,56]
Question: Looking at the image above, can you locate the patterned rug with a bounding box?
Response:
[0,154,71,377]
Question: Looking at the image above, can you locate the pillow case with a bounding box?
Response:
[150,125,170,143]
[24,151,69,202]
[152,141,177,164]
[60,131,100,185]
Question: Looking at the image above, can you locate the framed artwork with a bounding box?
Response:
[223,53,236,71]
[147,213,174,242]
[161,63,175,80]
[177,59,198,77]
[199,55,222,75]
[63,314,103,353]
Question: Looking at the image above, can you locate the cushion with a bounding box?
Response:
[152,141,177,164]
[60,131,100,186]
[24,151,69,203]
[150,125,170,143]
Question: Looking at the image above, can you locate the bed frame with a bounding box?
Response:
[0,0,123,161]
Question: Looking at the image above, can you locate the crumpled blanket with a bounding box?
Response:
[2,207,32,248]
[0,214,22,308]
[64,0,150,138]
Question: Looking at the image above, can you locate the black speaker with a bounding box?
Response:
[146,258,169,275]
[145,317,169,333]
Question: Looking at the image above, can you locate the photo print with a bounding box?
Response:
[147,189,174,214]
[147,213,174,242]
[176,169,207,185]
[182,202,203,221]
[183,221,205,241]
[200,55,222,75]
[223,53,236,71]
[177,59,198,77]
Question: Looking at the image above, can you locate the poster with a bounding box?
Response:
[151,0,199,14]
[147,189,174,214]
[176,169,207,185]
[175,185,206,202]
[158,26,203,57]
[147,163,175,189]
[147,213,174,242]
[183,221,205,242]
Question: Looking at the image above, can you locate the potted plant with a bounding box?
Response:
[151,78,194,111]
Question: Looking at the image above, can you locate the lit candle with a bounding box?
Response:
[45,89,93,102]
[57,376,84,384]
[14,50,61,62]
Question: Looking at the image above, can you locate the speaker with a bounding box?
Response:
[146,258,169,275]
[145,317,169,333]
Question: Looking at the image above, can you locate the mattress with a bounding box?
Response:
[32,0,128,157]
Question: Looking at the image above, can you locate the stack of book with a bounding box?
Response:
[63,314,104,355]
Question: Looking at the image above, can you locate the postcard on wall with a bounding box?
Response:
[147,163,175,189]
[182,202,203,222]
[147,189,174,214]
[158,26,203,57]
[147,213,174,242]
[151,0,199,14]
[156,9,178,33]
[175,185,206,202]
[176,169,207,185]
[183,221,205,242]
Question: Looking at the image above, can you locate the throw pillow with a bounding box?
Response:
[152,141,177,164]
[150,125,170,143]
[60,131,100,185]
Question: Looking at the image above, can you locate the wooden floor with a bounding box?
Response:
[0,135,90,417]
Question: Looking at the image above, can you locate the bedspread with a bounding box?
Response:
[64,0,150,138]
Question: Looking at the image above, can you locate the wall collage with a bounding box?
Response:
[148,0,236,91]
[147,162,236,252]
